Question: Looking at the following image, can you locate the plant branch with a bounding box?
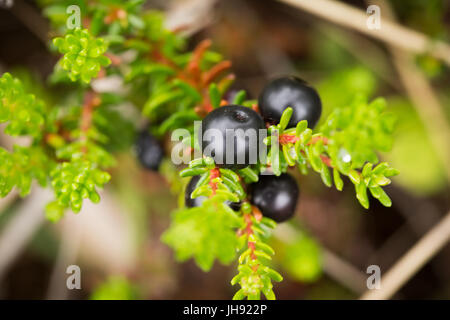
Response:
[209,167,220,196]
[149,38,233,115]
[202,60,232,85]
[277,0,450,66]
[375,0,450,182]
[80,90,101,144]
[360,210,450,300]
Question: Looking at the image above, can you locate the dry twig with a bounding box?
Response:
[277,0,450,66]
[360,211,450,299]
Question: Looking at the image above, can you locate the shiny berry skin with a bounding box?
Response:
[258,76,322,129]
[249,173,299,222]
[135,129,164,171]
[200,105,265,169]
[185,175,241,211]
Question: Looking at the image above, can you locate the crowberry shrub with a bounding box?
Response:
[0,1,399,300]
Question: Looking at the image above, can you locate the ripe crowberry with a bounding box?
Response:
[185,175,241,211]
[135,129,164,171]
[200,105,265,169]
[258,76,322,129]
[249,173,299,222]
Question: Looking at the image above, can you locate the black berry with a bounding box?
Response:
[249,173,299,222]
[185,175,241,211]
[258,76,322,129]
[200,105,265,169]
[135,129,164,171]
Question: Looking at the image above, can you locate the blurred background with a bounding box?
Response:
[0,0,449,299]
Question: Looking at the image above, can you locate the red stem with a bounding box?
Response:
[80,91,101,152]
[105,52,122,66]
[146,38,233,116]
[209,167,220,196]
[202,60,232,85]
[279,134,299,145]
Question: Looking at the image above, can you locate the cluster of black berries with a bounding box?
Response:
[137,76,322,223]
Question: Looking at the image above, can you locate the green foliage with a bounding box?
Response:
[90,275,138,300]
[171,158,282,299]
[384,97,446,195]
[0,146,50,197]
[0,1,401,300]
[265,98,398,209]
[41,0,147,40]
[317,66,377,121]
[47,161,110,218]
[164,158,244,271]
[0,73,47,138]
[0,70,116,221]
[281,235,322,283]
[170,158,283,298]
[232,214,282,300]
[122,12,227,135]
[320,96,396,167]
[93,106,136,152]
[162,196,241,271]
[56,140,116,168]
[0,73,53,199]
[320,97,398,208]
[53,28,111,83]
